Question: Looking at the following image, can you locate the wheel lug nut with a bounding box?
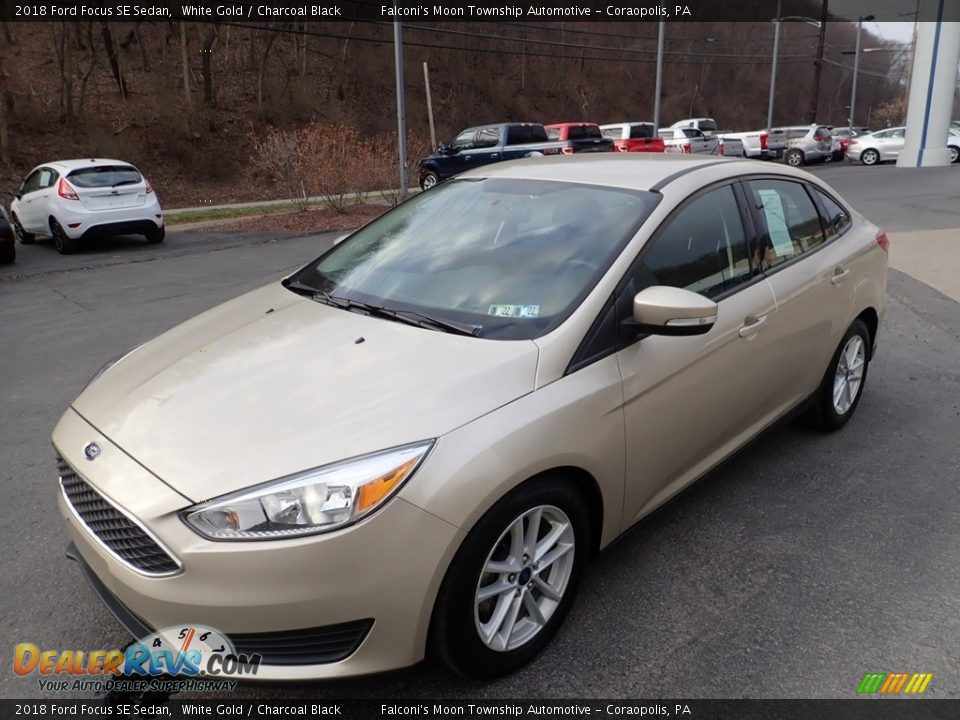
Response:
[508,573,516,582]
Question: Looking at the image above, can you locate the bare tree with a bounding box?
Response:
[180,22,192,116]
[100,21,128,98]
[201,24,219,106]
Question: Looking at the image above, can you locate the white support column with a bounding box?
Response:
[897,16,960,168]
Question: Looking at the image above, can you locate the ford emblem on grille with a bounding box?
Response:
[83,442,101,461]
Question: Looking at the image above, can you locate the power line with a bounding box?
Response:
[219,20,821,66]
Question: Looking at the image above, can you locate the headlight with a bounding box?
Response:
[182,441,434,541]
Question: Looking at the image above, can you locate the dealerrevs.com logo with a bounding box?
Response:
[14,625,261,693]
[857,672,933,695]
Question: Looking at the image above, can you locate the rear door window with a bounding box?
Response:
[67,165,141,188]
[506,125,548,145]
[746,179,826,270]
[475,126,501,149]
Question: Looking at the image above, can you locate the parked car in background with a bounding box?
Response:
[56,154,887,682]
[669,118,785,159]
[544,123,614,154]
[829,127,871,162]
[846,126,960,165]
[775,125,834,166]
[0,206,15,264]
[599,122,666,153]
[657,127,743,156]
[418,124,564,189]
[9,159,164,254]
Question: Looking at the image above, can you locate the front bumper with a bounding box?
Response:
[54,408,464,681]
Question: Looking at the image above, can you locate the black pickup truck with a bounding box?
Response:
[418,123,566,189]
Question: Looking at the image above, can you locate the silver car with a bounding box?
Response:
[846,126,960,165]
[775,125,835,167]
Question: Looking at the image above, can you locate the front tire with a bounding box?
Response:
[429,476,590,679]
[784,149,804,167]
[949,145,959,164]
[861,149,880,166]
[808,319,871,432]
[51,219,78,254]
[420,171,439,190]
[12,213,34,244]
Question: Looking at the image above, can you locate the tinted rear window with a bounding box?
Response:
[506,125,548,145]
[567,125,602,140]
[629,124,654,139]
[697,120,718,132]
[67,165,141,188]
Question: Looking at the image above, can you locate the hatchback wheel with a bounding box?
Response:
[51,219,78,254]
[809,319,870,432]
[145,225,165,244]
[420,172,439,190]
[861,149,880,166]
[784,149,804,167]
[429,477,589,678]
[949,145,959,164]
[12,214,34,244]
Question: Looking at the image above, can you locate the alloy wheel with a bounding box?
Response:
[832,335,866,415]
[474,505,575,652]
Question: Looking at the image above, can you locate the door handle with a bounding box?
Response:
[739,314,767,338]
[490,153,500,158]
[831,266,850,286]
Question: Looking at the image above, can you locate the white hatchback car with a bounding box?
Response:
[9,159,164,254]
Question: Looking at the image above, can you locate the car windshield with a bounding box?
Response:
[290,178,659,340]
[67,165,142,188]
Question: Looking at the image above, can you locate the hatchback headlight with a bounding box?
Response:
[182,441,433,541]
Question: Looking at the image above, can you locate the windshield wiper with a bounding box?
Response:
[281,278,320,297]
[314,292,482,337]
[112,179,140,187]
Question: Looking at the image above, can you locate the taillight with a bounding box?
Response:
[57,178,79,201]
[145,178,154,194]
[760,132,768,150]
[849,139,859,146]
[876,230,890,254]
[617,144,629,152]
[561,147,575,155]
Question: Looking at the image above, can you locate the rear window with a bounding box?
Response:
[567,125,602,140]
[697,120,718,132]
[629,124,654,139]
[67,165,141,188]
[506,125,548,145]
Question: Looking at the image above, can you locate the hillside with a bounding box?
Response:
[0,18,906,208]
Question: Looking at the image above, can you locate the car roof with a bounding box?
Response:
[38,159,135,172]
[458,153,810,192]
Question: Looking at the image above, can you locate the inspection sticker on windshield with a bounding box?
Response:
[488,304,540,319]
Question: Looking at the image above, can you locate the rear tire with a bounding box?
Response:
[428,476,590,679]
[145,225,165,243]
[12,213,34,244]
[51,219,78,255]
[808,319,871,432]
[861,149,880,166]
[784,149,804,167]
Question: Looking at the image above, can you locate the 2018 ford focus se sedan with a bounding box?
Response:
[54,155,887,681]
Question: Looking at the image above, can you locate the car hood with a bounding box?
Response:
[73,283,539,503]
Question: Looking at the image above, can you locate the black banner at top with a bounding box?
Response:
[3,0,957,23]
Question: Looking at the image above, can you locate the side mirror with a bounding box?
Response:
[440,143,458,155]
[9,189,21,200]
[331,232,351,246]
[631,286,717,336]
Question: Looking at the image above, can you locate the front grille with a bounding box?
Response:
[57,456,181,576]
[230,619,374,665]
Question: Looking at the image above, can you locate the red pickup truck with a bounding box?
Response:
[544,123,614,154]
[599,122,666,153]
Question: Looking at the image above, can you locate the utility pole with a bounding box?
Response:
[810,0,828,122]
[423,62,437,150]
[653,21,665,133]
[767,0,782,132]
[393,9,408,198]
[848,15,874,126]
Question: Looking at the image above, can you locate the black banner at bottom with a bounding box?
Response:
[2,700,960,720]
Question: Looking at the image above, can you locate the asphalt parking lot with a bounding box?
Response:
[1,164,958,700]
